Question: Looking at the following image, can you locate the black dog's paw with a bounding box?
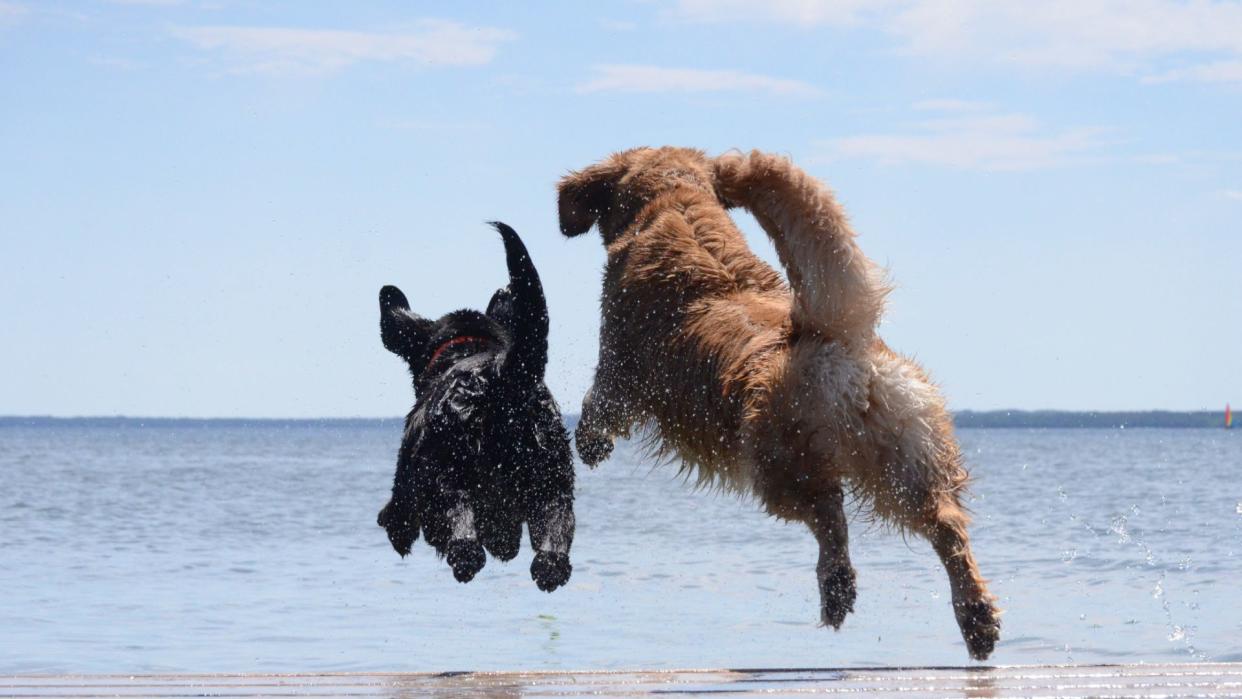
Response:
[480,518,523,562]
[377,501,418,557]
[530,551,572,592]
[446,539,486,583]
[574,425,614,467]
[818,564,857,630]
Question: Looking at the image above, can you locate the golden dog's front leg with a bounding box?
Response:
[574,381,629,467]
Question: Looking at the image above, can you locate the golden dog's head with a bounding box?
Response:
[557,146,727,243]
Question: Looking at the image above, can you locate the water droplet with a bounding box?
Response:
[1109,515,1130,543]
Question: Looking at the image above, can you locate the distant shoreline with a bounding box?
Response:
[0,410,1230,429]
[952,410,1226,429]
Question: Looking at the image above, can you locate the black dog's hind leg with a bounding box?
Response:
[442,492,486,583]
[527,491,574,592]
[477,502,523,562]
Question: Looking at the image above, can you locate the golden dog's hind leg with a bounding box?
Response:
[928,504,1001,661]
[864,460,1000,659]
[857,360,1001,659]
[808,485,857,629]
[871,461,1000,660]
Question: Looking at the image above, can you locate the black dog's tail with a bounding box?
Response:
[489,221,549,385]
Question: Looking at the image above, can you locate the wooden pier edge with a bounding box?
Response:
[4,662,1242,697]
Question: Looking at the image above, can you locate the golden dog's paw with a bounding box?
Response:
[957,598,1001,661]
[574,425,614,467]
[818,564,857,630]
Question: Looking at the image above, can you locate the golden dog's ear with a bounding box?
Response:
[557,161,624,237]
[710,149,754,209]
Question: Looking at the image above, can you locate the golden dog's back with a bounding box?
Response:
[598,187,792,480]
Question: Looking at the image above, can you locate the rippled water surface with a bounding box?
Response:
[2,422,1240,672]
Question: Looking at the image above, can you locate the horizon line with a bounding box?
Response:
[0,408,1229,421]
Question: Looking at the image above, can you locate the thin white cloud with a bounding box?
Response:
[671,0,885,26]
[0,1,28,23]
[172,20,515,76]
[1224,190,1242,201]
[107,0,185,6]
[578,64,821,96]
[1145,60,1242,84]
[671,0,1242,83]
[89,55,143,70]
[1132,153,1181,165]
[889,0,1242,72]
[376,117,489,132]
[824,105,1106,172]
[599,18,638,31]
[912,98,990,113]
[1133,150,1242,166]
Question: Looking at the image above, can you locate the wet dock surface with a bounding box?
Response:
[5,664,1242,698]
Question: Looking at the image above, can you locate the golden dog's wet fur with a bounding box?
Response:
[559,147,1001,660]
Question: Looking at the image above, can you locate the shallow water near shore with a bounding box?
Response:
[1,422,1240,672]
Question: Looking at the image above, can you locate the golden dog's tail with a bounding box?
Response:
[714,150,890,343]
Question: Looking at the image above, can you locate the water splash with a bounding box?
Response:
[1109,515,1130,544]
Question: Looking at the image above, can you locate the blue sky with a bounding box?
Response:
[1,0,1239,417]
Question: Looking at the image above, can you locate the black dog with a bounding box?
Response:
[376,222,574,591]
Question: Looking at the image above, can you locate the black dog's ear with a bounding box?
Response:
[486,286,514,324]
[379,285,432,358]
[488,222,549,385]
[556,160,624,237]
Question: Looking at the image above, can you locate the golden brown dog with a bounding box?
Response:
[558,147,1001,660]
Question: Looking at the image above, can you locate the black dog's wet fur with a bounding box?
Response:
[376,222,575,591]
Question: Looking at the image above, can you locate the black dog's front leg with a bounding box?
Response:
[378,444,420,557]
[527,492,575,592]
[443,492,486,583]
[377,495,419,557]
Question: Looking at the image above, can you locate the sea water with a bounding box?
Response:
[1,421,1239,672]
